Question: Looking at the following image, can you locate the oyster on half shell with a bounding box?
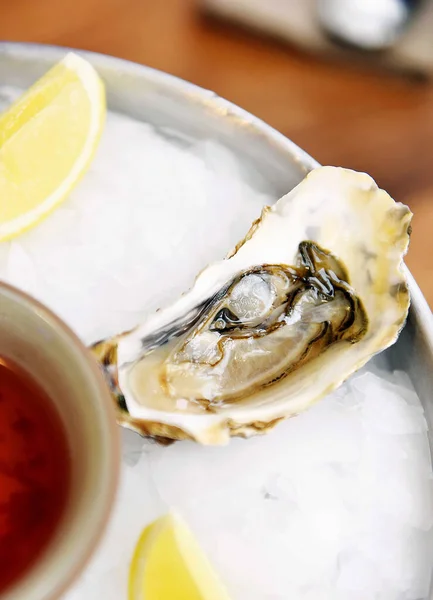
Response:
[92,166,412,444]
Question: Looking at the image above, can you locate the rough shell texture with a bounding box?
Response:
[92,166,412,444]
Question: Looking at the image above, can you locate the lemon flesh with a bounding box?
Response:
[129,512,231,600]
[0,52,105,241]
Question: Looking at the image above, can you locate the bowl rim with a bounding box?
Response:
[0,40,319,171]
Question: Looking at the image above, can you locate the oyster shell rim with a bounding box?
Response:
[92,166,412,445]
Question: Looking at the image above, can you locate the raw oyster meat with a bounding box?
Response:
[92,166,412,444]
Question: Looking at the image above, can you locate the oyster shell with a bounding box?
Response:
[92,166,412,444]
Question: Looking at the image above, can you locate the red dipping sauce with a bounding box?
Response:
[0,360,71,592]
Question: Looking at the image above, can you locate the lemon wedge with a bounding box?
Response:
[129,512,231,600]
[0,52,105,241]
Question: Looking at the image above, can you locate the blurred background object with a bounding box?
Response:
[317,0,422,51]
[0,0,432,305]
[204,0,433,74]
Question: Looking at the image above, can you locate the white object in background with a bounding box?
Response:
[317,0,409,50]
[202,0,433,77]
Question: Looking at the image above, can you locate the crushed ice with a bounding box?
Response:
[0,89,431,599]
[65,367,433,600]
[0,92,271,345]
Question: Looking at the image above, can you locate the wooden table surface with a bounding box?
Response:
[1,0,432,305]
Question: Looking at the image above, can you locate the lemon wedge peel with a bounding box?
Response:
[0,52,106,241]
[128,511,231,600]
